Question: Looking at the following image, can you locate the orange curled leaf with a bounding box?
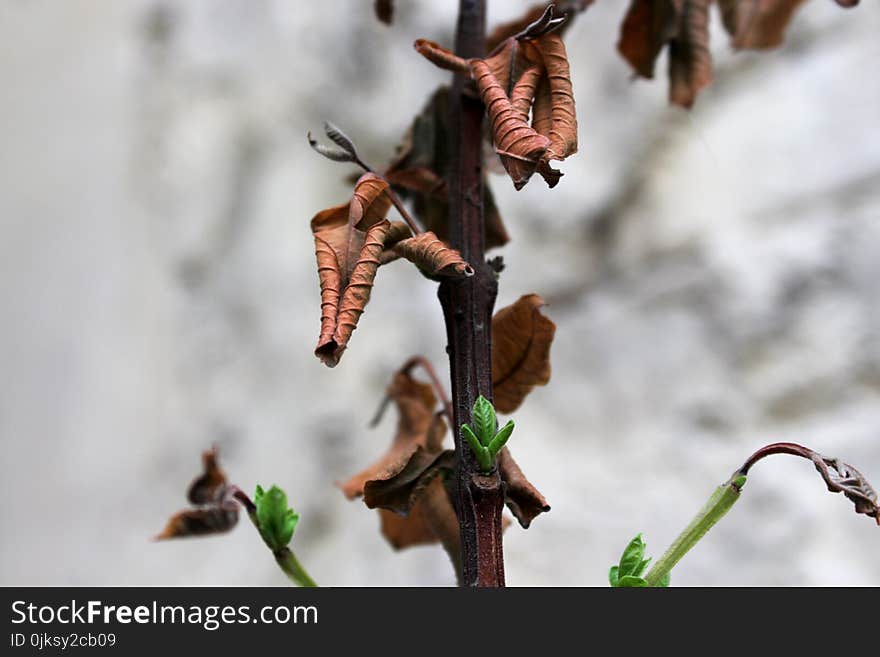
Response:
[498,448,550,528]
[532,32,577,162]
[311,173,392,367]
[471,59,550,190]
[389,231,475,280]
[510,61,545,122]
[717,0,806,50]
[414,39,471,73]
[669,0,712,108]
[492,294,556,414]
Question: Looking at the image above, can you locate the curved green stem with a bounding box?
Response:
[644,474,746,587]
[274,547,318,588]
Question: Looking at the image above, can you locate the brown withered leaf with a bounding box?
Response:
[720,0,858,50]
[526,32,578,185]
[620,0,859,107]
[471,59,551,190]
[492,294,556,414]
[669,0,713,109]
[811,453,879,525]
[339,370,448,509]
[312,173,393,367]
[374,0,393,25]
[498,448,551,528]
[385,86,509,250]
[617,0,679,80]
[155,504,239,539]
[156,448,239,540]
[379,477,459,549]
[386,231,474,280]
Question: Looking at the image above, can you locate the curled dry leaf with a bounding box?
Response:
[339,370,446,510]
[311,173,392,367]
[619,0,860,107]
[340,368,463,566]
[811,454,879,525]
[618,0,712,108]
[617,0,679,80]
[414,38,471,73]
[472,59,551,190]
[668,0,713,109]
[387,231,475,280]
[491,294,556,414]
[156,448,239,540]
[498,448,551,528]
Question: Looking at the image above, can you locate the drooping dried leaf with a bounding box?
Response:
[486,0,595,52]
[187,447,228,505]
[498,448,551,528]
[364,443,454,514]
[339,370,451,514]
[668,0,712,108]
[379,476,459,549]
[492,294,556,414]
[378,221,413,266]
[717,0,806,49]
[532,32,577,161]
[811,453,880,525]
[617,0,680,79]
[414,38,471,73]
[510,61,545,122]
[155,504,239,539]
[311,173,392,367]
[374,0,393,25]
[471,59,551,190]
[388,231,474,280]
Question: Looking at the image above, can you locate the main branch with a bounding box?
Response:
[438,0,505,587]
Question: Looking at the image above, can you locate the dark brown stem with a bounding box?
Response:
[737,442,816,475]
[438,0,505,587]
[353,156,424,235]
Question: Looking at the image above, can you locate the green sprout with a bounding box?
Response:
[461,395,514,473]
[254,484,300,552]
[609,533,670,588]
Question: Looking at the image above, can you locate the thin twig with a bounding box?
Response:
[401,355,455,424]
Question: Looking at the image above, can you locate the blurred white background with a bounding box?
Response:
[1,0,879,586]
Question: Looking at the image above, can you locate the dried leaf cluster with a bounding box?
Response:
[339,295,556,569]
[415,5,579,190]
[618,0,861,107]
[310,167,473,367]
